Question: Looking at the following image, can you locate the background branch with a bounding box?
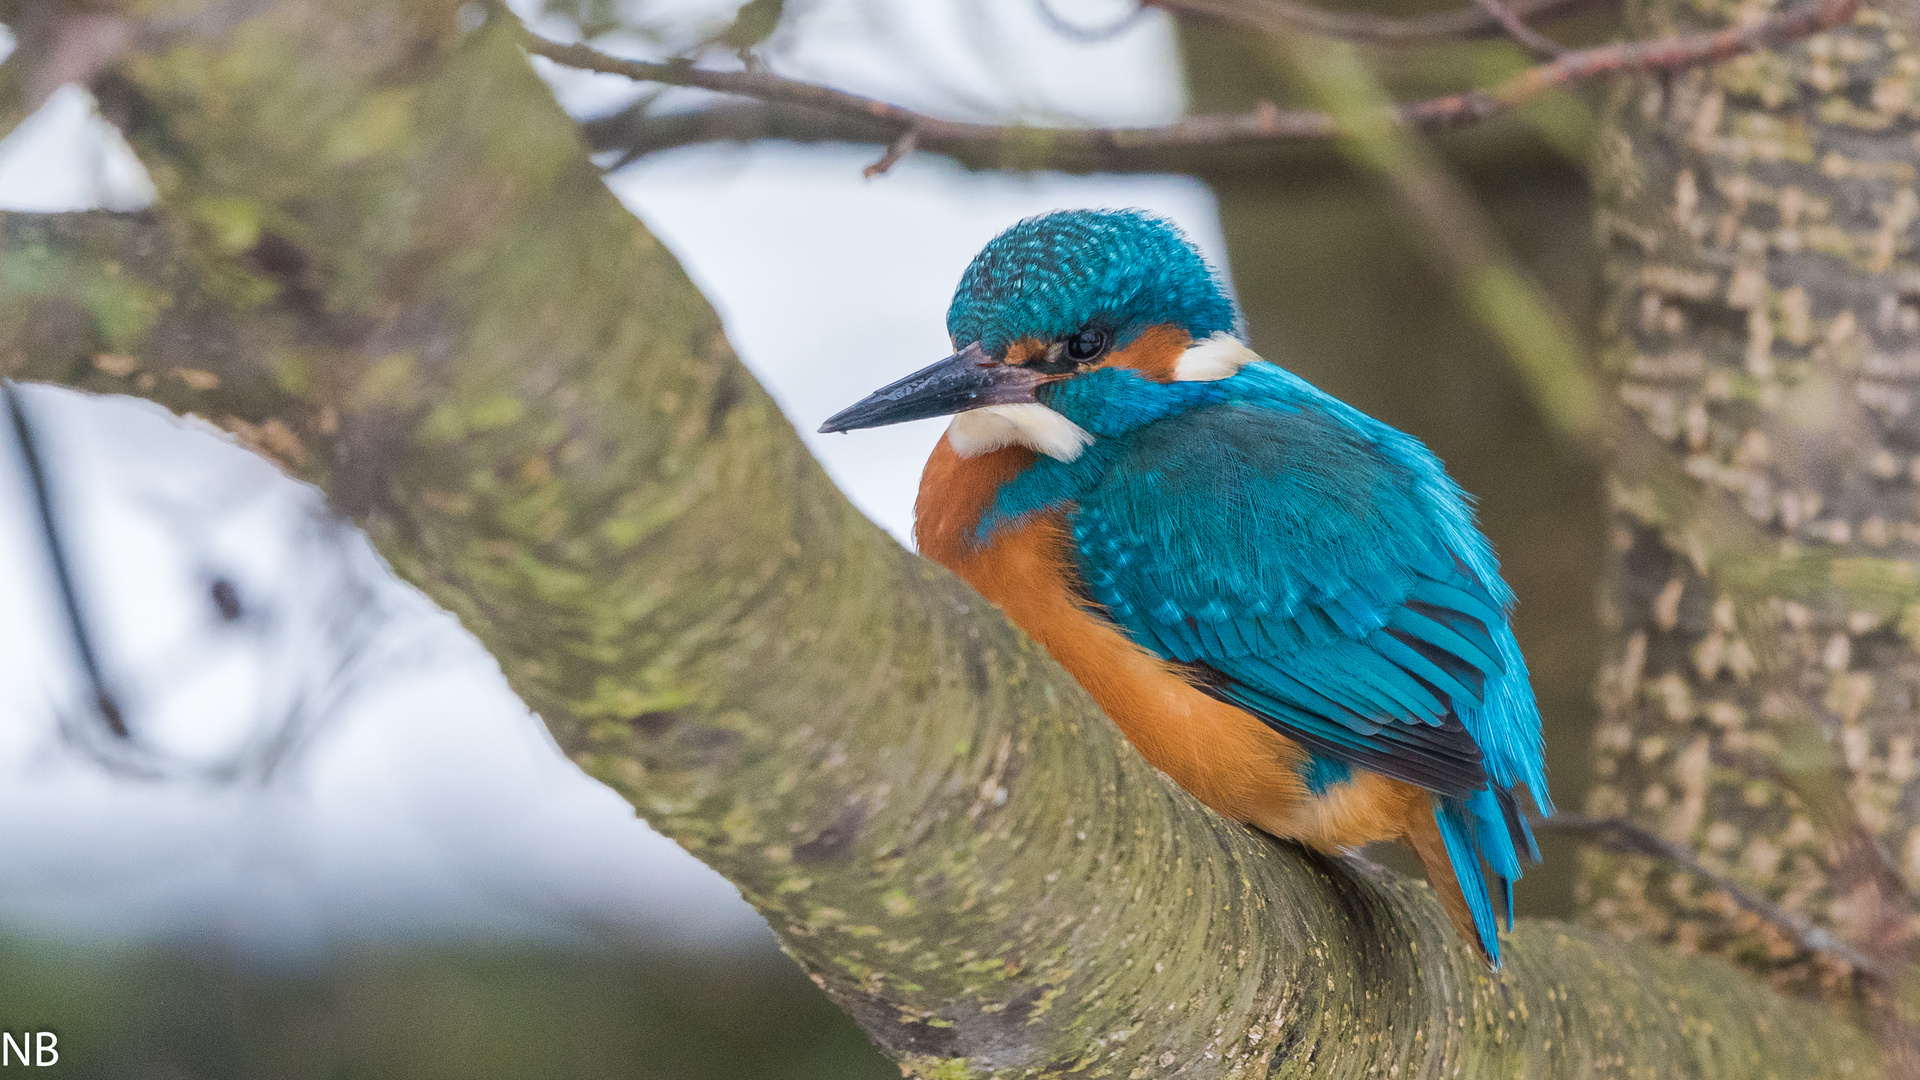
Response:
[1034,0,1154,41]
[1468,0,1570,57]
[551,0,1856,172]
[3,379,128,739]
[1150,0,1611,46]
[1544,814,1891,980]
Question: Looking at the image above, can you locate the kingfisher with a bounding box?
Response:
[820,209,1550,966]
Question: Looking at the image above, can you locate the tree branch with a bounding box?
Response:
[1468,0,1570,57]
[1034,0,1155,42]
[548,0,1858,172]
[1544,814,1892,981]
[3,379,129,740]
[1149,0,1608,47]
[0,0,1888,1074]
[862,125,919,178]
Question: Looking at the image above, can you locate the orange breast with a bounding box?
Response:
[914,433,1425,851]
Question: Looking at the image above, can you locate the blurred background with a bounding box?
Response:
[0,0,1604,1075]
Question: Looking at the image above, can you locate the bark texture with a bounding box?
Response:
[1586,0,1920,994]
[0,0,1889,1074]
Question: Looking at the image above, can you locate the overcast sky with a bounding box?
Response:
[0,0,1228,958]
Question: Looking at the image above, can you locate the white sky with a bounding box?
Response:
[0,0,1226,957]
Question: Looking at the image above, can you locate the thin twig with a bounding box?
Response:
[1541,813,1891,981]
[3,381,129,739]
[537,0,1858,169]
[864,126,920,177]
[1469,0,1569,56]
[1485,0,1854,103]
[523,29,1340,147]
[1149,0,1609,46]
[1035,0,1154,41]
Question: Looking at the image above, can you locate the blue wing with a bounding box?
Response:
[1064,397,1549,962]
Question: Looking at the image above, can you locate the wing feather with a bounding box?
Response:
[1070,403,1512,798]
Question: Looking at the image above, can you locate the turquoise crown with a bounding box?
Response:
[946,209,1242,359]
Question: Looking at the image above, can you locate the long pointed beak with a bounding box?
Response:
[819,342,1047,433]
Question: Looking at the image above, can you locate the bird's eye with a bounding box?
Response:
[1065,328,1109,361]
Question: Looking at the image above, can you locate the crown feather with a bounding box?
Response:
[947,209,1242,358]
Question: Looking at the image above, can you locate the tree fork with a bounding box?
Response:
[0,0,1883,1075]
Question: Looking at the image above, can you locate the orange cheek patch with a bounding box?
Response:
[1003,337,1049,366]
[1103,325,1192,383]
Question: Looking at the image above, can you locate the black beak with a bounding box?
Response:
[819,342,1048,433]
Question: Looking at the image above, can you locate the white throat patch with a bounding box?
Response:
[1173,332,1260,382]
[948,404,1093,462]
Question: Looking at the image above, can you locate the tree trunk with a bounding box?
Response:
[1585,0,1920,1000]
[0,0,1888,1074]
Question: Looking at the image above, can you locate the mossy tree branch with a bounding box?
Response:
[0,0,1887,1075]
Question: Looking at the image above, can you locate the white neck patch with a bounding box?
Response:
[1173,332,1259,382]
[948,404,1093,462]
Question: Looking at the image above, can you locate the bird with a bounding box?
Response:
[819,208,1550,966]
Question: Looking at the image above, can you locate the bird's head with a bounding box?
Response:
[820,209,1257,461]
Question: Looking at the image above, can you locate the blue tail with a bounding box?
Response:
[1433,618,1552,966]
[1433,783,1546,967]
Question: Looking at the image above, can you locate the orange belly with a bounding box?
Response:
[914,435,1424,853]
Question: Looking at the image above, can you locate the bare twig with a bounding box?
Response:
[1469,0,1569,56]
[1174,0,1620,45]
[864,126,920,177]
[1542,813,1892,981]
[1485,0,1855,103]
[3,380,129,739]
[1151,0,1610,46]
[1035,0,1154,41]
[543,0,1859,170]
[0,378,400,783]
[523,30,1322,141]
[524,28,1340,157]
